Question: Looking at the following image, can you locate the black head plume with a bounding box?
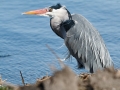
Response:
[50,3,72,20]
[50,3,62,9]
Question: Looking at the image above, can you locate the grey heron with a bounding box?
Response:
[23,3,113,73]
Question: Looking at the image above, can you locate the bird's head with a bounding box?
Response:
[23,3,71,20]
[23,3,72,39]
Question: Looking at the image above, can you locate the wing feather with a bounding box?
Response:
[65,14,113,72]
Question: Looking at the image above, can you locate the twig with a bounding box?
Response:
[20,71,25,86]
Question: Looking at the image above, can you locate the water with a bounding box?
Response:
[0,0,120,84]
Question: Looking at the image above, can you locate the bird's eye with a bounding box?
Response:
[49,8,53,12]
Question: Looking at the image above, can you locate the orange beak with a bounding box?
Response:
[22,8,48,15]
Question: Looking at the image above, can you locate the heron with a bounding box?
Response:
[23,3,113,73]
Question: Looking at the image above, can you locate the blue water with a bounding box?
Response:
[0,0,120,84]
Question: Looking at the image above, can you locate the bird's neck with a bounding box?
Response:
[50,13,70,30]
[50,16,67,39]
[61,20,75,32]
[57,10,74,32]
[50,12,73,39]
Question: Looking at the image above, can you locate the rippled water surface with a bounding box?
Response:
[0,0,120,84]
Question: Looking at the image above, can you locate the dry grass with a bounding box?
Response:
[1,67,120,90]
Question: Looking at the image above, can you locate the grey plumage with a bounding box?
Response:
[65,14,113,72]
